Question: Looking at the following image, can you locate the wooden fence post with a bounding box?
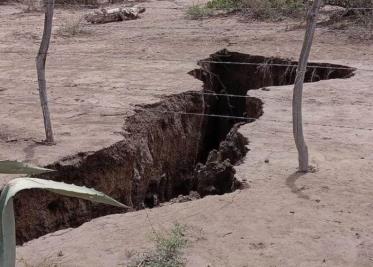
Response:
[292,0,322,172]
[36,0,55,144]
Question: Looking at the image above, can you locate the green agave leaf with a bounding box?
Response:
[0,161,54,175]
[0,178,129,267]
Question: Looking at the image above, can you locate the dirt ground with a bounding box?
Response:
[0,0,373,266]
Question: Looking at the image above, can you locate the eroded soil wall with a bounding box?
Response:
[12,50,355,244]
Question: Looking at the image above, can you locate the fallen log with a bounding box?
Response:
[85,6,146,24]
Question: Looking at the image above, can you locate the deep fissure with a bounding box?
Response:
[11,49,355,244]
[191,49,355,160]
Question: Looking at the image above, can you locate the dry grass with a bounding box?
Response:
[187,0,306,20]
[241,0,306,20]
[187,0,372,40]
[18,257,61,267]
[325,0,373,9]
[325,8,373,41]
[347,20,373,40]
[128,223,188,267]
[19,0,43,12]
[56,16,90,37]
[186,4,214,19]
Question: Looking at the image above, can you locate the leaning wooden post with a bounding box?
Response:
[36,0,55,144]
[292,0,322,172]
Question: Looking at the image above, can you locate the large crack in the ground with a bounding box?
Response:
[12,49,355,244]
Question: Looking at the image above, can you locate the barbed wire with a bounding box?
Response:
[0,94,258,119]
[0,90,287,105]
[198,60,358,70]
[1,5,371,75]
[1,93,372,131]
[24,3,373,10]
[1,81,367,106]
[0,23,302,30]
[3,90,373,110]
[2,86,372,109]
[0,54,367,71]
[1,1,372,131]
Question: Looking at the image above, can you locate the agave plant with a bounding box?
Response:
[0,161,128,267]
[0,160,52,175]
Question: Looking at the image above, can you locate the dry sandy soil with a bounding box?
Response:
[0,0,373,266]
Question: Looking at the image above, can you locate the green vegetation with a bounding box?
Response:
[0,161,127,267]
[325,0,373,8]
[186,0,372,40]
[129,223,188,267]
[186,0,306,20]
[205,0,239,9]
[186,4,214,19]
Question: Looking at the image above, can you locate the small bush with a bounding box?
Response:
[186,5,214,19]
[18,257,61,267]
[206,0,238,9]
[240,0,306,20]
[187,0,306,20]
[326,7,373,40]
[325,0,373,9]
[346,12,373,40]
[129,223,188,267]
[56,16,88,37]
[20,0,43,12]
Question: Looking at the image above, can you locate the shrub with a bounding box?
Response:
[325,0,373,9]
[345,12,373,40]
[239,0,306,20]
[18,257,61,267]
[20,0,43,13]
[186,5,214,19]
[326,2,373,40]
[205,0,238,9]
[129,223,188,267]
[187,0,306,20]
[56,16,88,37]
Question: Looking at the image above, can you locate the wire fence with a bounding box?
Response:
[0,54,369,72]
[1,3,372,131]
[1,0,373,242]
[22,3,373,10]
[3,4,373,248]
[3,77,370,103]
[1,95,372,132]
[0,23,296,30]
[1,3,371,71]
[2,85,373,109]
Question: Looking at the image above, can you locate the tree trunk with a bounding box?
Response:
[292,0,322,172]
[36,0,55,144]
